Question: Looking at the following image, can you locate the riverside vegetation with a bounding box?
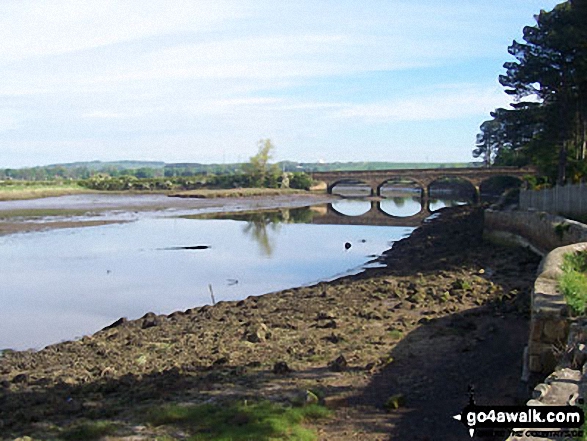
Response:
[560,250,587,315]
[0,206,542,440]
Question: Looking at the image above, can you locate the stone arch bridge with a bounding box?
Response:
[309,166,536,198]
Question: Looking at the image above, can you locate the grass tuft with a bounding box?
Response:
[560,251,587,315]
[60,420,118,440]
[146,400,330,441]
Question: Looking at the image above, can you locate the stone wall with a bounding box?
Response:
[527,243,587,374]
[485,209,587,440]
[484,209,587,255]
[483,209,587,375]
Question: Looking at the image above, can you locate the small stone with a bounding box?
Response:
[304,390,319,405]
[318,320,337,329]
[213,356,230,366]
[364,362,376,371]
[273,361,292,374]
[141,312,162,329]
[102,317,127,330]
[316,311,336,320]
[324,333,343,344]
[100,367,116,378]
[328,355,348,372]
[245,323,269,343]
[11,373,28,384]
[384,393,406,411]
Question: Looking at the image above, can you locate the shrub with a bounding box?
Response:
[560,251,587,315]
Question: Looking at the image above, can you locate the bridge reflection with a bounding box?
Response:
[191,198,470,228]
[312,200,432,227]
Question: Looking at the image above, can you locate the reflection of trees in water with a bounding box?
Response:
[239,208,316,256]
[242,214,281,256]
[379,196,422,217]
[392,196,406,207]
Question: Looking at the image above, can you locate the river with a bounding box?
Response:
[0,193,470,350]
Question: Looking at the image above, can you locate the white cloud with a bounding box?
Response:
[333,85,508,122]
[0,0,246,62]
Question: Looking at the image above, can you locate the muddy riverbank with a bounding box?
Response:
[0,205,541,440]
[0,193,335,236]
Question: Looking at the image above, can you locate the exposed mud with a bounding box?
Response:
[0,193,335,237]
[0,206,541,440]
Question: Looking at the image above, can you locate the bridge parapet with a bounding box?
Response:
[309,167,536,196]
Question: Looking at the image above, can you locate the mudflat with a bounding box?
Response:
[0,205,541,441]
[0,192,335,236]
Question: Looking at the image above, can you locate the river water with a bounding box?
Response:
[0,194,469,350]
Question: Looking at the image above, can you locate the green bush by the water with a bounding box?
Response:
[79,171,313,192]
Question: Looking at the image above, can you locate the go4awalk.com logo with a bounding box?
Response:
[453,389,584,438]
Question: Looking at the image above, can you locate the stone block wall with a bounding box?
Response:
[484,209,587,255]
[484,209,587,375]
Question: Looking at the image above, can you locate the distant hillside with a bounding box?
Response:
[1,160,481,181]
[47,160,166,170]
[283,161,479,172]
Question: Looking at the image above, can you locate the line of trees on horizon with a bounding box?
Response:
[0,160,478,182]
[474,0,587,186]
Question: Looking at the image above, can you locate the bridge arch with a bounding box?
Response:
[377,177,426,198]
[328,179,373,196]
[428,176,477,197]
[479,175,523,201]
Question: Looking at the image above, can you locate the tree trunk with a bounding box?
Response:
[557,142,568,185]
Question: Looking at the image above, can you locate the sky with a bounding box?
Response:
[0,0,563,168]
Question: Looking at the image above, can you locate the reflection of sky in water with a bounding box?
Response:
[331,196,472,217]
[379,198,422,217]
[330,199,371,216]
[0,216,413,350]
[429,199,470,211]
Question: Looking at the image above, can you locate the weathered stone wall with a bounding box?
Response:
[483,209,587,374]
[527,243,587,374]
[485,209,587,441]
[484,209,587,255]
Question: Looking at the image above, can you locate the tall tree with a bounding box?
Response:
[242,139,279,187]
[477,1,587,183]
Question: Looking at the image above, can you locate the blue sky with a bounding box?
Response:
[0,0,562,168]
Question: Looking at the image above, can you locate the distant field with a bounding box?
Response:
[169,188,308,198]
[0,181,93,201]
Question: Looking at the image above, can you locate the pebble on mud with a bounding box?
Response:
[328,355,348,372]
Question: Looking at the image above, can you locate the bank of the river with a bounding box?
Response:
[0,192,335,237]
[0,183,94,202]
[0,206,541,441]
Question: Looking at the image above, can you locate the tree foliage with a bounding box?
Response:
[242,139,281,187]
[476,0,587,183]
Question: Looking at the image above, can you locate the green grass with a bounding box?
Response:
[0,181,92,201]
[60,420,119,440]
[169,188,308,199]
[146,401,331,441]
[560,251,587,315]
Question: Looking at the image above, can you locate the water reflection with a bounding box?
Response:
[429,198,470,212]
[330,199,371,216]
[379,197,422,217]
[331,184,372,197]
[242,218,281,257]
[1,208,414,350]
